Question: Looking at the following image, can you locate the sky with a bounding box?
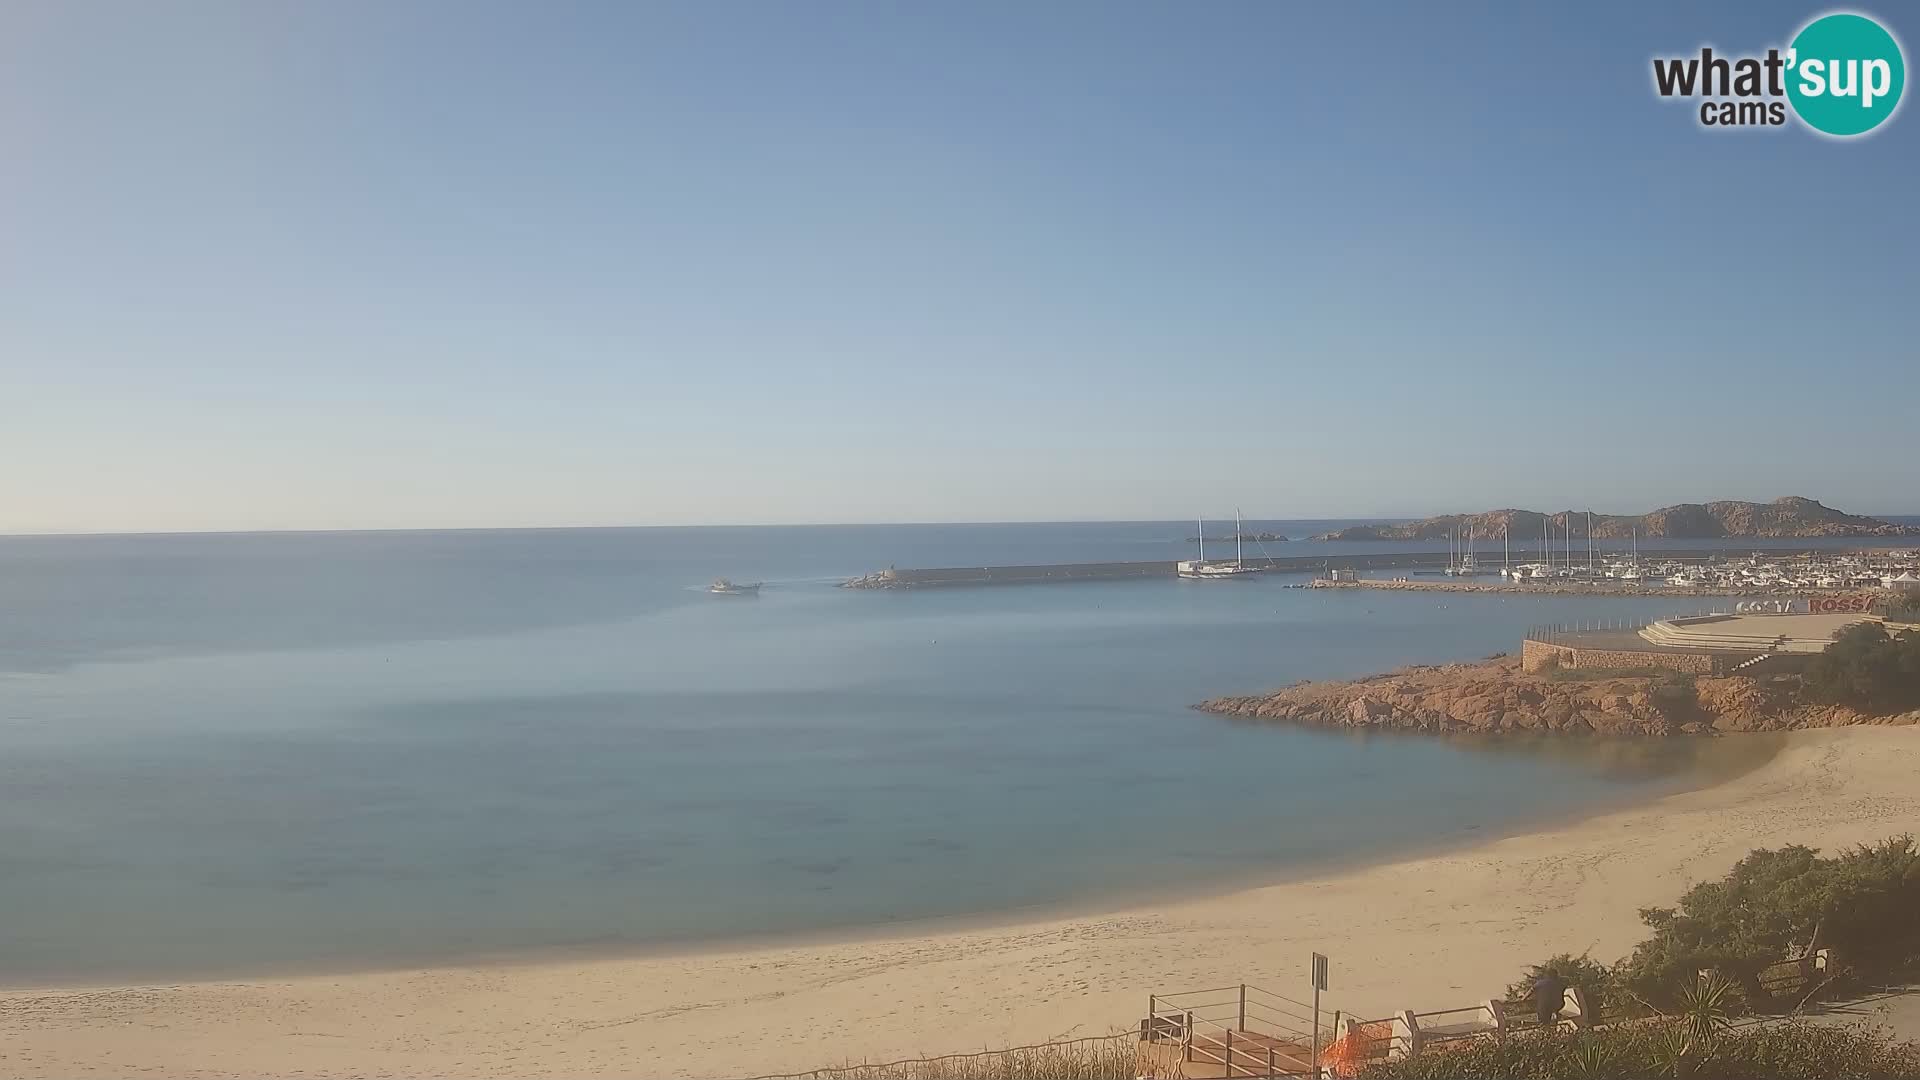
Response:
[3,1,1916,532]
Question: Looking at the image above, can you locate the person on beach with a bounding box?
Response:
[1532,971,1568,1026]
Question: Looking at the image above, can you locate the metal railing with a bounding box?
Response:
[1143,983,1331,1078]
[1149,983,1319,1040]
[1339,957,1838,1072]
[1335,1016,1405,1066]
[1144,950,1845,1078]
[1524,615,1704,646]
[1409,1003,1499,1049]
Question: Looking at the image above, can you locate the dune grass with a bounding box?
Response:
[742,1034,1138,1080]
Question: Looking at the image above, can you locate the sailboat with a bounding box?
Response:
[1445,524,1484,576]
[1619,530,1644,582]
[1178,510,1266,579]
[1514,514,1554,582]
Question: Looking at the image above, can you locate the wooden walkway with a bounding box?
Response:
[1182,1029,1316,1077]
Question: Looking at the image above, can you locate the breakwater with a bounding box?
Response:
[840,549,1782,589]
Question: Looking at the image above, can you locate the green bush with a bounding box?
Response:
[1357,1021,1920,1080]
[1802,623,1920,713]
[1372,838,1920,1078]
[1812,836,1920,976]
[1616,836,1920,1012]
[1508,953,1616,1017]
[1710,1020,1920,1080]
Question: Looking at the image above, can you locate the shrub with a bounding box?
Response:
[1802,623,1920,713]
[776,1036,1139,1080]
[1370,836,1920,1078]
[1616,836,1920,1012]
[1618,844,1825,1012]
[1812,835,1920,978]
[1356,1021,1920,1080]
[1706,1021,1920,1080]
[1508,953,1616,1017]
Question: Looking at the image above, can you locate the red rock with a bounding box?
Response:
[1192,656,1910,738]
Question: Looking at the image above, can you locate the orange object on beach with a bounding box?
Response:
[1320,1022,1390,1078]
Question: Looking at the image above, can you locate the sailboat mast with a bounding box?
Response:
[1588,511,1594,569]
[1235,508,1243,568]
[1504,523,1510,571]
[1196,517,1205,564]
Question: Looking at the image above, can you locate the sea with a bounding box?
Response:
[2,520,1913,985]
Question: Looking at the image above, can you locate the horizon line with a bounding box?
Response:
[5,509,1918,542]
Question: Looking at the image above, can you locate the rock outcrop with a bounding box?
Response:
[1315,497,1916,542]
[1186,532,1289,543]
[1196,657,1920,736]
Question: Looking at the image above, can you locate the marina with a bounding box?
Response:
[842,546,1920,593]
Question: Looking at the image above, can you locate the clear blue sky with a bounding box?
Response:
[3,2,1915,531]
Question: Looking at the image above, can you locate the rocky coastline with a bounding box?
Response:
[1196,657,1920,737]
[1315,497,1917,542]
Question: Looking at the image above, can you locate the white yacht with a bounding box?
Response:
[1178,511,1266,580]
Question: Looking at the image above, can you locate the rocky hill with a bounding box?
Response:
[1196,657,1920,736]
[1316,497,1914,542]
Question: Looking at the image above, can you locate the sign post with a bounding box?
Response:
[1312,952,1329,1078]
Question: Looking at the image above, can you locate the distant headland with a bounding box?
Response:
[1316,497,1918,541]
[1185,531,1288,544]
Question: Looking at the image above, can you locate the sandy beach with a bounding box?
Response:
[4,726,1917,1080]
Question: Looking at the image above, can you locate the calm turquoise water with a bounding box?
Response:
[3,522,1892,983]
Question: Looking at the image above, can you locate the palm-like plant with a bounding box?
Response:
[1567,1036,1619,1080]
[1640,1021,1698,1079]
[1676,974,1737,1045]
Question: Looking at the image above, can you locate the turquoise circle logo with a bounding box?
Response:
[1786,12,1905,136]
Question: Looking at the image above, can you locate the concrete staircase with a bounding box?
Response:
[1638,614,1864,654]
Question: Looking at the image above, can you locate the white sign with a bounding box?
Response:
[1735,599,1802,614]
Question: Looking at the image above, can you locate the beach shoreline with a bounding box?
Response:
[0,728,1783,996]
[5,727,1916,1079]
